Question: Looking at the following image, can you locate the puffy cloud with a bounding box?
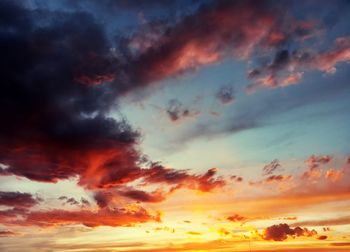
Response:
[0,191,40,208]
[262,223,317,241]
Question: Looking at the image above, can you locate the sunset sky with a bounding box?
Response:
[0,0,350,251]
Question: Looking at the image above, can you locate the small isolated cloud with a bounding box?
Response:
[317,235,328,240]
[227,214,246,222]
[230,175,243,182]
[166,99,199,122]
[118,188,167,203]
[263,159,282,176]
[216,85,234,105]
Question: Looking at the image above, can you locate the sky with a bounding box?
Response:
[0,0,350,251]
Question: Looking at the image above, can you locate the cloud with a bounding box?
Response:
[126,0,313,85]
[0,0,345,194]
[58,196,90,207]
[0,230,18,237]
[142,166,226,193]
[302,155,332,180]
[325,168,344,182]
[166,99,199,122]
[317,235,328,240]
[0,191,40,209]
[227,214,246,222]
[118,189,167,203]
[0,208,29,223]
[305,155,332,169]
[63,0,188,13]
[216,85,235,105]
[0,0,147,191]
[262,159,282,176]
[11,207,160,228]
[247,37,350,91]
[291,215,350,227]
[230,175,243,182]
[265,175,292,183]
[250,174,292,186]
[92,166,226,205]
[331,242,350,247]
[262,223,317,241]
[187,231,201,235]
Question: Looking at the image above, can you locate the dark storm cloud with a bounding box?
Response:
[0,191,40,208]
[0,0,143,189]
[11,207,161,228]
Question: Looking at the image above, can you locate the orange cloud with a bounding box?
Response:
[227,214,247,222]
[291,215,350,227]
[12,207,160,228]
[0,230,18,237]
